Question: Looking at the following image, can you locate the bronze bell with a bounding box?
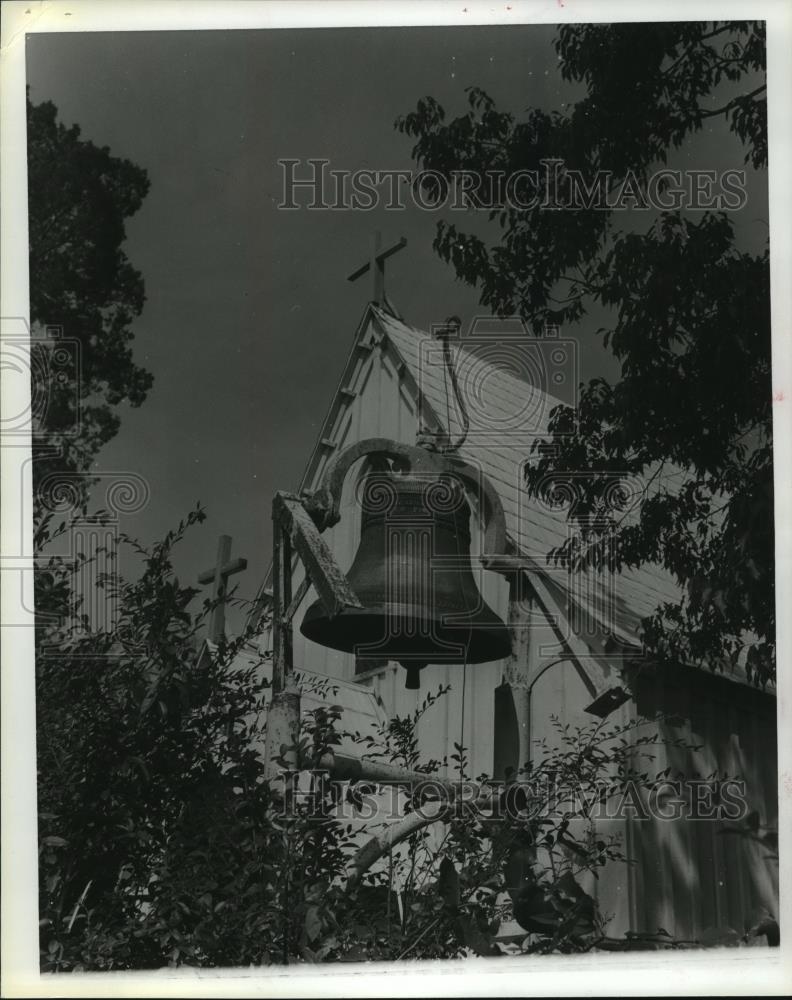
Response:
[300,472,511,688]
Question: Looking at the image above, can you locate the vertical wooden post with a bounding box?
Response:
[271,521,283,693]
[282,528,293,686]
[493,571,538,779]
[265,509,300,781]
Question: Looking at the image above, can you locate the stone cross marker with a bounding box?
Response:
[198,534,247,642]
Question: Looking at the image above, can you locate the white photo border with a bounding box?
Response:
[2,2,790,996]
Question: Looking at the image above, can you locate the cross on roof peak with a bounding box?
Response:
[347,230,407,309]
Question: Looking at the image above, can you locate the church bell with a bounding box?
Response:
[300,472,511,689]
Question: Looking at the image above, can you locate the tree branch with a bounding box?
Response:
[700,84,766,119]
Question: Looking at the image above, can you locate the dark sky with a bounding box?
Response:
[26,25,768,633]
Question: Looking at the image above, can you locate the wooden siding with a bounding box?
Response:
[257,308,777,942]
[625,667,778,940]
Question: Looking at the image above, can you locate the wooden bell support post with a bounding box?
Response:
[263,492,365,780]
[492,570,538,781]
[490,561,631,780]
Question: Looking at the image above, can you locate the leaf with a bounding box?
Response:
[503,845,536,901]
[512,886,560,933]
[458,912,500,957]
[303,905,323,944]
[437,857,460,908]
[41,836,68,848]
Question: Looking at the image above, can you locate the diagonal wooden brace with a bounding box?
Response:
[273,491,364,621]
[266,492,365,781]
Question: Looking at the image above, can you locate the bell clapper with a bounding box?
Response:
[403,661,426,691]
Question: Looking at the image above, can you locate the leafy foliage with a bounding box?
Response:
[396,21,773,685]
[37,509,266,968]
[37,512,364,969]
[37,504,775,967]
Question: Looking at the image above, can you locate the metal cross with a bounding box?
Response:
[198,534,247,643]
[347,230,407,305]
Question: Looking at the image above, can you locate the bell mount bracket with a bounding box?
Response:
[301,437,510,568]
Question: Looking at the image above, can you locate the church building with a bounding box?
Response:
[224,272,778,944]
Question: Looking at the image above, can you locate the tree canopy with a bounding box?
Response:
[397,21,773,686]
[27,95,153,491]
